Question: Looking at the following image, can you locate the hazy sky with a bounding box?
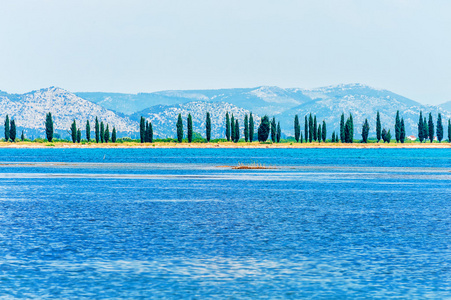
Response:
[0,0,450,104]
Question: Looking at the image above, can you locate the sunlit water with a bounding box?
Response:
[0,148,450,298]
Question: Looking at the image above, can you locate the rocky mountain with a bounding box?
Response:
[277,84,451,137]
[439,101,451,113]
[77,86,311,116]
[0,87,138,138]
[131,101,259,139]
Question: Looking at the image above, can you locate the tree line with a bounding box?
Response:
[3,111,451,143]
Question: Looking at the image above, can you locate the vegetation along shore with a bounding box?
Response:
[2,110,451,147]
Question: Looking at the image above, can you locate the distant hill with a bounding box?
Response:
[131,101,259,139]
[0,87,138,138]
[439,101,451,113]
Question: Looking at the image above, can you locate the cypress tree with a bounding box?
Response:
[340,113,345,143]
[382,128,387,143]
[423,117,428,142]
[317,124,322,142]
[362,118,369,143]
[376,111,381,143]
[86,120,91,142]
[400,118,406,143]
[145,121,149,142]
[95,117,100,143]
[231,114,235,142]
[386,130,391,143]
[258,116,270,142]
[45,112,53,142]
[112,127,117,143]
[225,112,230,141]
[140,116,145,143]
[322,121,326,142]
[349,113,354,143]
[176,113,183,142]
[100,122,105,143]
[149,122,153,143]
[428,113,434,143]
[4,115,10,141]
[70,120,77,143]
[436,113,443,142]
[305,115,309,143]
[300,132,303,143]
[187,113,193,143]
[344,118,351,143]
[418,111,424,142]
[234,119,239,143]
[277,122,281,143]
[270,117,276,142]
[331,131,335,143]
[294,115,300,142]
[249,113,254,142]
[395,110,401,142]
[21,130,24,141]
[206,112,211,142]
[448,119,451,142]
[243,114,248,142]
[76,129,81,143]
[308,114,313,143]
[104,124,110,143]
[10,119,16,142]
[313,116,317,141]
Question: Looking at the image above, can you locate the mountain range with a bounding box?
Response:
[1,84,450,140]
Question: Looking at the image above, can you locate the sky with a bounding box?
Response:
[0,0,450,105]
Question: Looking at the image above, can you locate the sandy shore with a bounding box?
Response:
[1,142,450,149]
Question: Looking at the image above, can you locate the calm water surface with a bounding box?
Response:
[0,148,450,298]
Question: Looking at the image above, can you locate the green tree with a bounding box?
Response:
[231,114,235,142]
[321,120,326,142]
[258,115,270,142]
[331,131,336,143]
[376,111,381,142]
[418,112,424,142]
[294,115,300,142]
[234,119,239,143]
[76,129,81,143]
[112,127,117,143]
[21,130,24,141]
[45,112,54,142]
[249,113,254,142]
[100,121,105,143]
[300,132,303,143]
[70,120,77,143]
[9,119,16,142]
[423,117,428,142]
[448,119,451,142]
[349,113,354,143]
[244,114,249,142]
[95,117,100,143]
[145,121,149,142]
[277,122,281,143]
[104,124,110,143]
[313,116,317,141]
[428,113,434,143]
[149,122,153,143]
[317,124,322,142]
[270,117,276,142]
[362,118,369,143]
[187,113,193,143]
[436,113,443,142]
[395,110,401,142]
[206,112,211,142]
[4,115,10,141]
[176,113,183,142]
[86,120,91,142]
[225,112,230,141]
[304,115,309,143]
[308,114,313,143]
[340,113,345,143]
[400,118,406,143]
[140,116,145,143]
[382,128,387,143]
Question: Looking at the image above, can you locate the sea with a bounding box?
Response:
[0,148,450,298]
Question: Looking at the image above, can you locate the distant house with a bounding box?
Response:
[407,135,416,141]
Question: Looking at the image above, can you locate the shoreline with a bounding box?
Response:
[1,142,450,149]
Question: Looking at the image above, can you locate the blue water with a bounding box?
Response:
[0,148,450,298]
